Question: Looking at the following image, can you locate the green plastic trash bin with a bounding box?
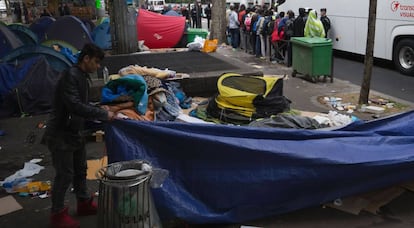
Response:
[187,28,209,43]
[291,37,333,82]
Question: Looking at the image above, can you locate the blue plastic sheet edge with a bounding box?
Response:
[105,110,414,223]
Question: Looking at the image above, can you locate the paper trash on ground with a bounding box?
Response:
[0,196,23,216]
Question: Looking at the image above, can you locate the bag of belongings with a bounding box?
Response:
[207,73,291,125]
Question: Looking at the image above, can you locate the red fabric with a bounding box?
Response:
[238,10,246,24]
[137,9,186,49]
[272,29,284,43]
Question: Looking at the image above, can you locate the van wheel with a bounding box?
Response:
[394,39,414,76]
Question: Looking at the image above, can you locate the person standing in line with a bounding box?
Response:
[196,2,202,28]
[58,3,64,16]
[181,6,190,27]
[320,8,331,38]
[304,9,325,38]
[191,5,197,28]
[293,7,306,37]
[243,8,254,53]
[45,43,116,228]
[254,9,264,58]
[238,4,246,50]
[205,4,212,30]
[63,3,71,15]
[228,5,240,50]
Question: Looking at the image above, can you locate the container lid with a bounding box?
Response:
[291,37,332,45]
[187,28,209,34]
[115,169,145,178]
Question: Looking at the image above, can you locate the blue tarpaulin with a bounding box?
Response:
[105,110,414,224]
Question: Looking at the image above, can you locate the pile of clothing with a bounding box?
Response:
[100,65,190,122]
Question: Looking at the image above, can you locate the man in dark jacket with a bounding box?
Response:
[45,43,115,228]
[293,7,306,37]
[205,4,212,29]
[320,8,331,38]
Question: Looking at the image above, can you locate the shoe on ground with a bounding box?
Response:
[77,197,98,216]
[50,207,80,228]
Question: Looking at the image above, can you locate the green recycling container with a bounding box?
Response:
[186,28,209,43]
[291,37,333,81]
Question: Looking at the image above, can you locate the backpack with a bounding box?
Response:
[260,16,271,35]
[266,19,275,36]
[252,15,261,32]
[284,18,294,39]
[244,15,252,32]
[321,16,331,33]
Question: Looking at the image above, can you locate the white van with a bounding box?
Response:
[147,0,165,12]
[0,0,7,12]
[278,0,414,75]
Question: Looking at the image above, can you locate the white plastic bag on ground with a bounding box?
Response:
[187,35,205,51]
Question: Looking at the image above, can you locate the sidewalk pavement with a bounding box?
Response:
[1,46,414,228]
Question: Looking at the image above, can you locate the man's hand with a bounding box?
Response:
[108,111,116,120]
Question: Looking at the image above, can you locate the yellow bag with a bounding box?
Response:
[202,39,218,53]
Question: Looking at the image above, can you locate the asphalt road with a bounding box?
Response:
[333,57,414,103]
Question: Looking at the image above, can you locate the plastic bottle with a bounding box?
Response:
[103,66,109,83]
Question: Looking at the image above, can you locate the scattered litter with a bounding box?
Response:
[0,196,23,216]
[372,114,381,119]
[176,113,214,124]
[14,181,51,193]
[18,192,29,197]
[313,111,353,127]
[38,192,49,199]
[87,156,108,180]
[29,159,42,164]
[365,106,385,114]
[1,159,45,193]
[334,198,343,206]
[386,103,394,108]
[37,122,46,129]
[370,98,389,105]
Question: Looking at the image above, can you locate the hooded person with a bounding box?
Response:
[304,9,325,38]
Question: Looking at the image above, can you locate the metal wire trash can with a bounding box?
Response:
[96,160,161,228]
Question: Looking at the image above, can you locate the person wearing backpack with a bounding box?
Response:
[258,10,273,59]
[242,8,253,53]
[271,11,285,62]
[284,10,295,66]
[250,8,260,56]
[254,9,264,58]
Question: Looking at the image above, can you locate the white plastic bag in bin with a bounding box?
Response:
[141,163,169,188]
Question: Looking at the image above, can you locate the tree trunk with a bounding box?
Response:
[210,0,226,44]
[110,0,138,54]
[358,0,377,104]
